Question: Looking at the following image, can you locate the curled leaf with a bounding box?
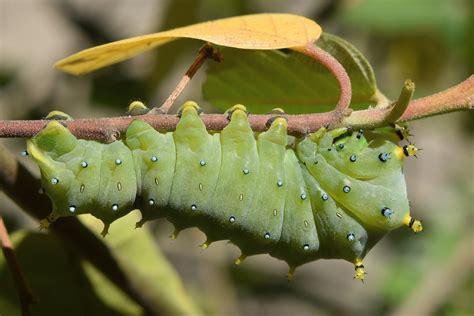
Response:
[55,13,321,75]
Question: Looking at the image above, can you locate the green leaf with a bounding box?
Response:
[0,231,140,316]
[0,214,202,316]
[203,33,383,114]
[81,212,202,316]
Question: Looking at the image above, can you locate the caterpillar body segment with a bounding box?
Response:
[301,150,409,231]
[167,102,222,232]
[300,167,369,263]
[319,131,405,180]
[28,103,423,280]
[270,149,319,269]
[236,117,288,256]
[126,120,176,226]
[92,140,137,232]
[27,122,137,234]
[204,106,259,244]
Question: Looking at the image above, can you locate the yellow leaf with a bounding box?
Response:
[55,13,322,75]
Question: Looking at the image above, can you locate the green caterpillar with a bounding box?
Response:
[26,101,422,281]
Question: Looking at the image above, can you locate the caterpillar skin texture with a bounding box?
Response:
[27,102,423,280]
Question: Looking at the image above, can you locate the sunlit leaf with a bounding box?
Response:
[55,13,321,75]
[203,33,385,114]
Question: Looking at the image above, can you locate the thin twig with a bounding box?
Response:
[151,43,222,114]
[0,217,36,316]
[341,75,473,129]
[0,76,471,140]
[382,79,415,124]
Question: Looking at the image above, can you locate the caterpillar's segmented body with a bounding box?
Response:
[27,102,422,280]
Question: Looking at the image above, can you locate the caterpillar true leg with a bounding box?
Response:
[39,213,58,230]
[234,254,247,265]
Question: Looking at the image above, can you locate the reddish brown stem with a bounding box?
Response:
[153,43,222,114]
[343,75,473,129]
[0,76,472,140]
[292,43,352,117]
[0,217,36,316]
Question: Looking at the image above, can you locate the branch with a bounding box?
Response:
[382,79,415,124]
[152,43,223,114]
[0,76,472,140]
[0,217,36,316]
[342,75,473,129]
[292,43,352,115]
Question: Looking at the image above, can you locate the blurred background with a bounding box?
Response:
[0,0,472,315]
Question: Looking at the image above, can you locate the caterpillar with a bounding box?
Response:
[26,101,422,281]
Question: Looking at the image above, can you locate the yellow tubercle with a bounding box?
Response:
[353,258,366,282]
[394,124,412,141]
[127,101,149,116]
[412,220,423,233]
[405,144,418,157]
[309,127,327,142]
[128,101,146,111]
[234,254,247,265]
[395,144,419,160]
[403,214,423,233]
[178,101,201,117]
[45,110,72,120]
[269,107,286,115]
[225,104,248,119]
